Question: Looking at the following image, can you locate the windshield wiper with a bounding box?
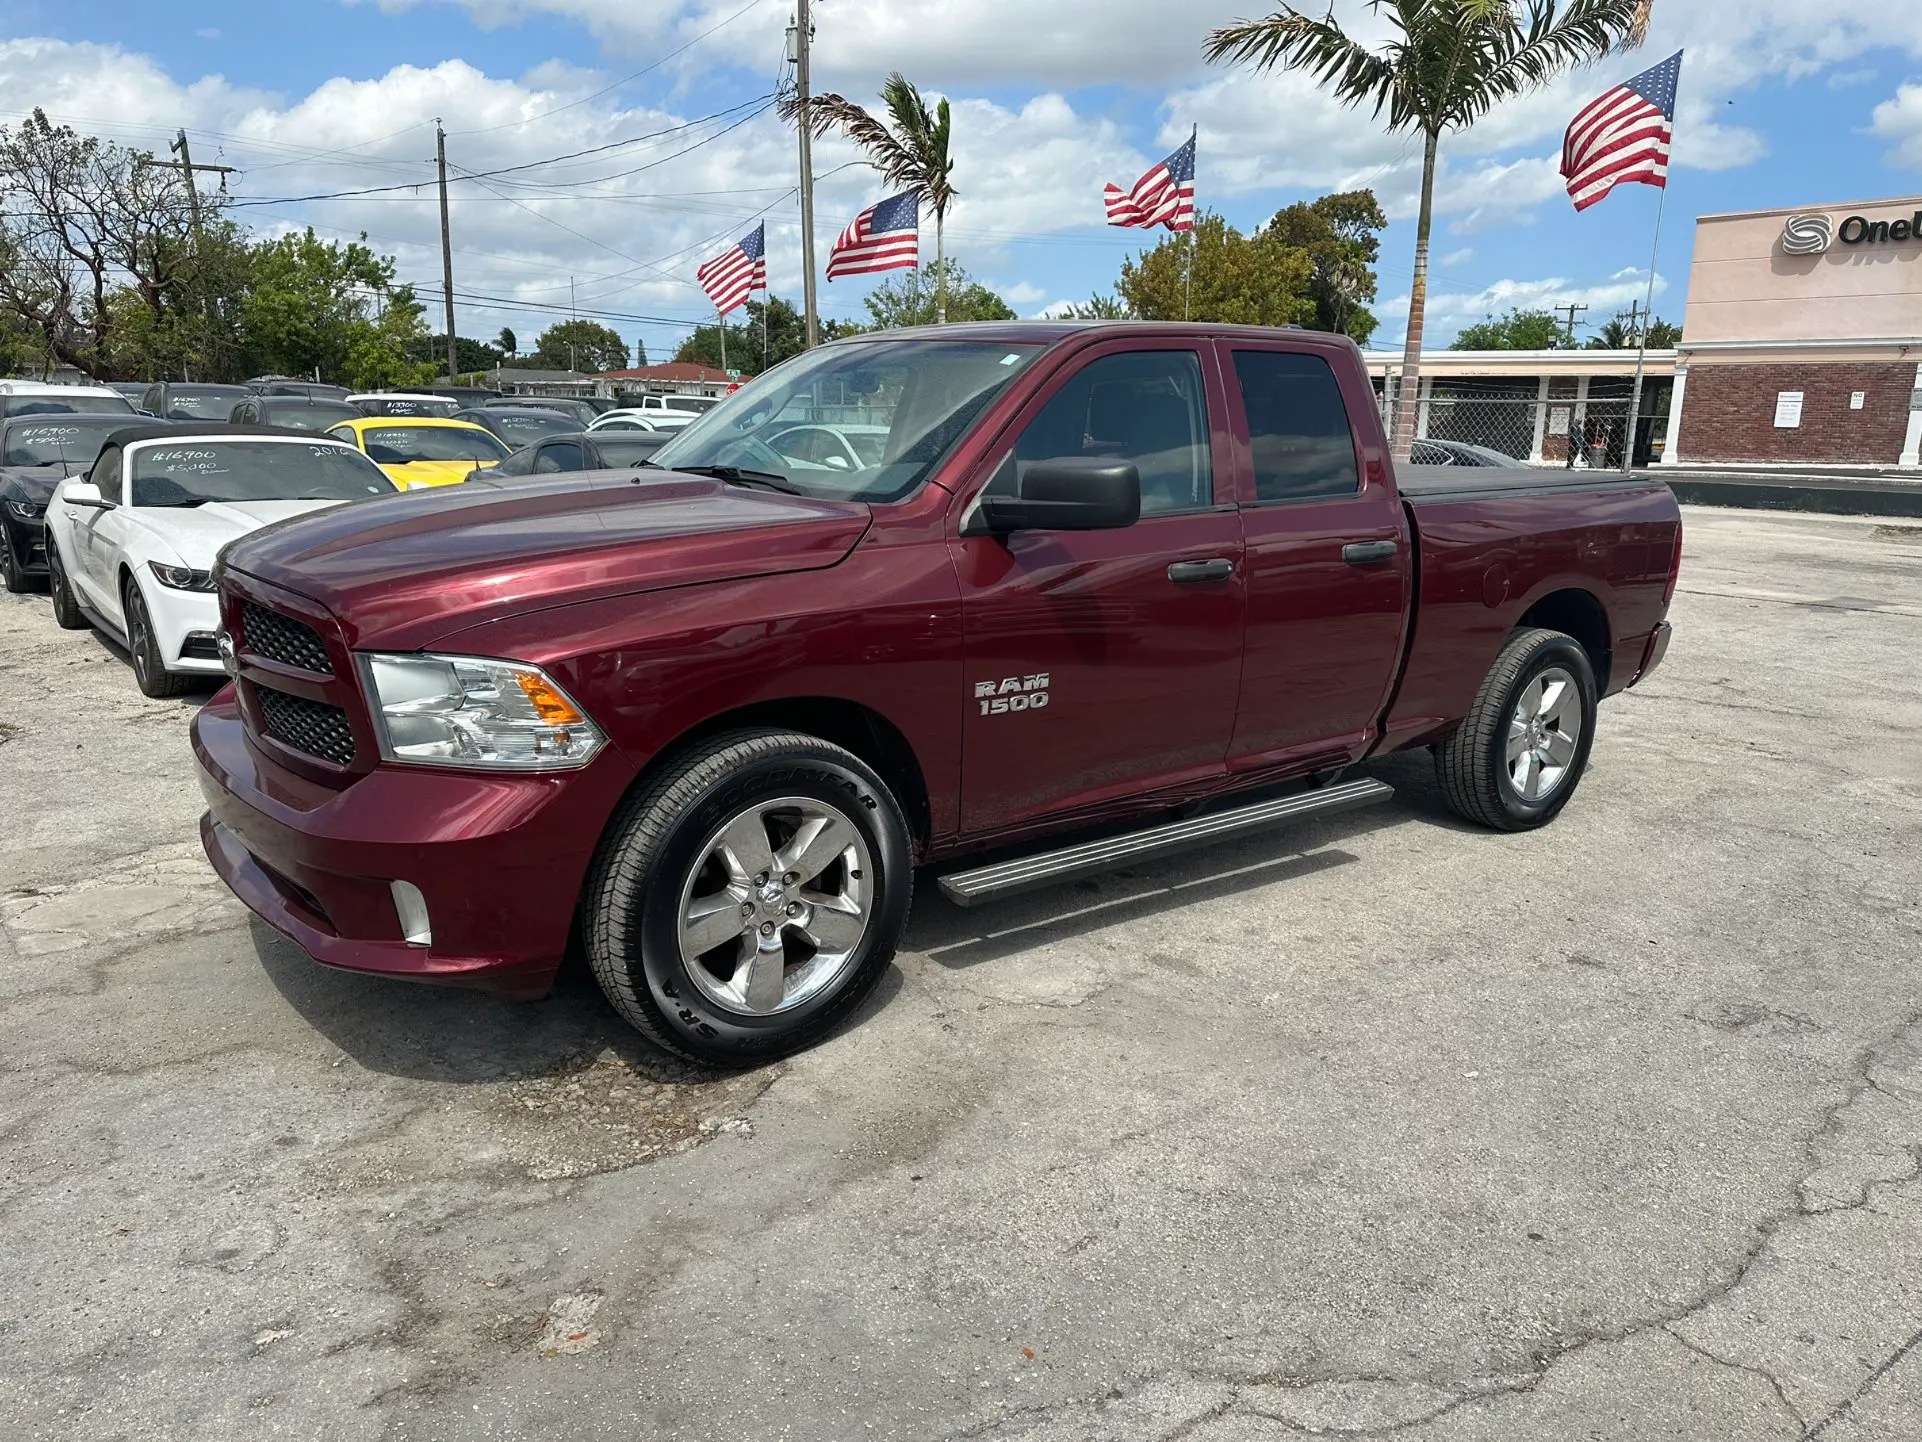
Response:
[669,463,802,495]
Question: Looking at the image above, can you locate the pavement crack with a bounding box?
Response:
[1663,1326,1808,1431]
[1800,1325,1922,1439]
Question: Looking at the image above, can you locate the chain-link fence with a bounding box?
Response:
[1377,377,1672,469]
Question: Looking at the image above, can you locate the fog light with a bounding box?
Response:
[390,880,432,947]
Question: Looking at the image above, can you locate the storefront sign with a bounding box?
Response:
[1838,213,1922,246]
[1774,392,1805,428]
[1851,391,1867,410]
[1548,408,1570,436]
[1780,209,1922,255]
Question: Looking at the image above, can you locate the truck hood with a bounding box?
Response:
[221,470,874,650]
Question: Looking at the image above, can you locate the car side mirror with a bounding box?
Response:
[971,458,1142,536]
[65,481,112,510]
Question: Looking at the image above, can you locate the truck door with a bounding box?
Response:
[1221,343,1411,774]
[949,342,1246,834]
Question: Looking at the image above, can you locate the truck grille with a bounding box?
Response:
[257,686,357,766]
[241,601,333,675]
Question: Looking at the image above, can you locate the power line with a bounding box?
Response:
[447,0,775,137]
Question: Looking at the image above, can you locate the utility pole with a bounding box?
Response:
[1555,302,1588,348]
[792,0,820,349]
[435,121,459,384]
[138,130,236,242]
[1618,300,1647,348]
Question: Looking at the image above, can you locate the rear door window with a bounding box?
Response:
[1232,351,1361,503]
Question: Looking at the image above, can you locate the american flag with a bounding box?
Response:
[827,192,920,279]
[1562,51,1683,212]
[1104,133,1196,232]
[696,222,766,314]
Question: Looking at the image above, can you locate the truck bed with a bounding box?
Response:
[1395,464,1663,503]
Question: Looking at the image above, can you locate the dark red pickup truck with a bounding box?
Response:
[193,323,1679,1063]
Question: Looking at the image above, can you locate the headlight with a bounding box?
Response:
[148,561,217,591]
[359,653,606,771]
[4,499,44,520]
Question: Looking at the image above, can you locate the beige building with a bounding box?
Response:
[1664,194,1922,468]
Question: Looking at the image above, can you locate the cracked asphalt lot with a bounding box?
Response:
[3,505,1920,1440]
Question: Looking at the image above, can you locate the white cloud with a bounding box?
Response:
[1871,84,1922,170]
[1378,265,1669,345]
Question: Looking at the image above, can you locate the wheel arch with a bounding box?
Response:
[1514,586,1611,693]
[625,696,934,857]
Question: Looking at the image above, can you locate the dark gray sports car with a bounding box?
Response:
[0,414,178,591]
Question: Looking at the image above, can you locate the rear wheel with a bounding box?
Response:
[47,541,88,629]
[583,729,912,1066]
[1436,627,1597,832]
[123,582,193,699]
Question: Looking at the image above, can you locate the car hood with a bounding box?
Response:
[136,499,353,567]
[221,470,874,651]
[0,464,69,505]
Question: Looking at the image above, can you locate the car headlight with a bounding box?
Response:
[5,499,44,520]
[359,653,606,771]
[148,561,217,591]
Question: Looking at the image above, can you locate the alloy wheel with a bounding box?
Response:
[1506,666,1583,802]
[676,795,874,1016]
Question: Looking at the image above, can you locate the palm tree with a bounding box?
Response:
[1205,0,1655,458]
[781,73,957,324]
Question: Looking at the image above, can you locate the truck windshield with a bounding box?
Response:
[4,417,125,469]
[650,341,1043,502]
[130,441,399,506]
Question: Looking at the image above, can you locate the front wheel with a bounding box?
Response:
[1435,627,1598,832]
[583,730,912,1065]
[124,583,193,698]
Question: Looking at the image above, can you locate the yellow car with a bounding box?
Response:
[323,417,511,490]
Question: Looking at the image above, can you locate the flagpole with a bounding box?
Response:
[1620,177,1669,474]
[719,306,727,375]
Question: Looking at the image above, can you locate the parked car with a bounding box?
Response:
[1409,439,1530,468]
[453,406,581,450]
[139,382,253,422]
[348,392,462,418]
[463,429,673,484]
[248,377,353,402]
[586,408,694,433]
[765,422,889,472]
[323,417,510,488]
[195,322,1681,1065]
[492,396,601,428]
[106,382,153,405]
[228,395,364,432]
[0,381,137,421]
[617,392,720,416]
[1,413,167,592]
[421,384,501,407]
[44,425,397,696]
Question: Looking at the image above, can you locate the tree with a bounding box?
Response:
[0,109,205,378]
[420,333,506,375]
[1057,292,1135,320]
[1453,307,1567,349]
[1587,314,1681,348]
[783,74,957,323]
[496,326,516,358]
[240,228,398,381]
[1206,0,1655,457]
[861,261,1014,330]
[1267,189,1388,344]
[1118,213,1315,327]
[344,286,437,391]
[531,319,627,373]
[673,294,856,371]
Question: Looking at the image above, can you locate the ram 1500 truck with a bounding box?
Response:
[193,323,1681,1064]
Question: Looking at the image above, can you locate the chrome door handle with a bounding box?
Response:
[1168,558,1235,584]
[1342,540,1399,565]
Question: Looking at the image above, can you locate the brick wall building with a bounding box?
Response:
[1664,195,1922,469]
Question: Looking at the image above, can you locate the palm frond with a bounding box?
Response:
[1204,9,1403,125]
[778,90,922,186]
[1467,0,1649,123]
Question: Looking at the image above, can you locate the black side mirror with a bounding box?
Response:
[971,458,1142,535]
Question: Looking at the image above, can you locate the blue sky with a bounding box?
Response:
[2,0,1920,367]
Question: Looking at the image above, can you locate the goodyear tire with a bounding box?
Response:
[583,729,912,1066]
[1436,627,1598,832]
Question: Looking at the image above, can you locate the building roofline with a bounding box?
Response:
[1694,194,1922,224]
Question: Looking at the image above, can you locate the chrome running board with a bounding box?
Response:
[936,778,1395,907]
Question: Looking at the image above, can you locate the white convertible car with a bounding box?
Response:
[44,425,399,697]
